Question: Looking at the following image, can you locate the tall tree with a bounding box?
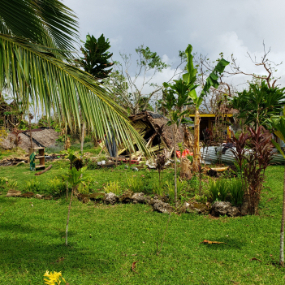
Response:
[0,0,147,154]
[76,34,114,81]
[104,46,185,115]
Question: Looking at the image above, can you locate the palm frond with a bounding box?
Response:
[1,0,79,53]
[0,33,148,155]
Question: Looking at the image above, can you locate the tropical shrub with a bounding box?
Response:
[209,178,244,206]
[126,175,143,192]
[230,126,273,214]
[228,178,244,206]
[209,179,229,202]
[104,181,121,195]
[78,177,93,194]
[46,177,66,196]
[25,178,41,193]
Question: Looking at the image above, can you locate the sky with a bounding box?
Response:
[65,0,285,95]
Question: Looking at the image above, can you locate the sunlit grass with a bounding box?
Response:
[0,165,284,284]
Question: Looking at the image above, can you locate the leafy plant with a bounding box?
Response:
[194,194,208,203]
[103,181,121,195]
[230,81,285,130]
[0,177,8,185]
[7,179,18,189]
[153,181,164,196]
[47,177,66,196]
[228,178,245,206]
[209,179,229,202]
[165,179,187,204]
[126,175,144,192]
[182,44,229,172]
[65,166,88,246]
[231,126,273,214]
[25,178,40,192]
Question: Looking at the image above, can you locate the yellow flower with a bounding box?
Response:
[43,271,66,285]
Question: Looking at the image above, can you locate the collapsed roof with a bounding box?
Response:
[118,111,193,156]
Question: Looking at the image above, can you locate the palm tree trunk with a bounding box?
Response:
[65,189,74,246]
[174,125,177,206]
[193,109,200,172]
[280,164,285,266]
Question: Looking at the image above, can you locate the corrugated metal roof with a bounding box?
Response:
[200,146,285,165]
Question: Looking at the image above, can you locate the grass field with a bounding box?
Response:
[0,163,285,284]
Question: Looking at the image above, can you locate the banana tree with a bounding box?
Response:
[183,45,229,171]
[269,113,285,267]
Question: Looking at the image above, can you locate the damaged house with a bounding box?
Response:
[118,111,194,157]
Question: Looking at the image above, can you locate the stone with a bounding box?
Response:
[211,201,241,217]
[20,192,34,198]
[131,192,147,204]
[35,194,44,199]
[89,193,105,202]
[161,195,170,203]
[179,202,190,213]
[152,200,173,214]
[104,192,118,205]
[120,191,134,203]
[188,202,211,214]
[148,198,161,206]
[6,189,22,197]
[44,195,53,200]
[211,201,232,216]
[227,206,240,217]
[77,193,90,203]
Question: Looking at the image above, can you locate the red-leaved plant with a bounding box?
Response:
[231,126,273,215]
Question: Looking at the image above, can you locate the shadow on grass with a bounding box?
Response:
[0,236,115,274]
[200,238,244,250]
[0,196,17,205]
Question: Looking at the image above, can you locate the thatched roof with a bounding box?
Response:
[0,128,59,152]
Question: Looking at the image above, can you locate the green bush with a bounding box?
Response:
[25,178,41,193]
[228,178,245,206]
[126,175,144,192]
[86,159,99,170]
[209,178,244,206]
[46,177,66,196]
[104,181,121,195]
[209,179,228,202]
[78,177,93,194]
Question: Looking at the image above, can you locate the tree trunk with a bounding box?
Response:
[174,125,177,206]
[80,121,85,158]
[280,164,285,266]
[193,109,200,172]
[29,115,33,149]
[65,189,74,246]
[66,181,68,201]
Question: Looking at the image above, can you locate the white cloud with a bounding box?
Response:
[64,0,285,90]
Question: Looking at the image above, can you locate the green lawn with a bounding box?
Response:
[0,164,285,284]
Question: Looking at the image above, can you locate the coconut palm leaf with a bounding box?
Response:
[0,33,148,154]
[1,0,79,54]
